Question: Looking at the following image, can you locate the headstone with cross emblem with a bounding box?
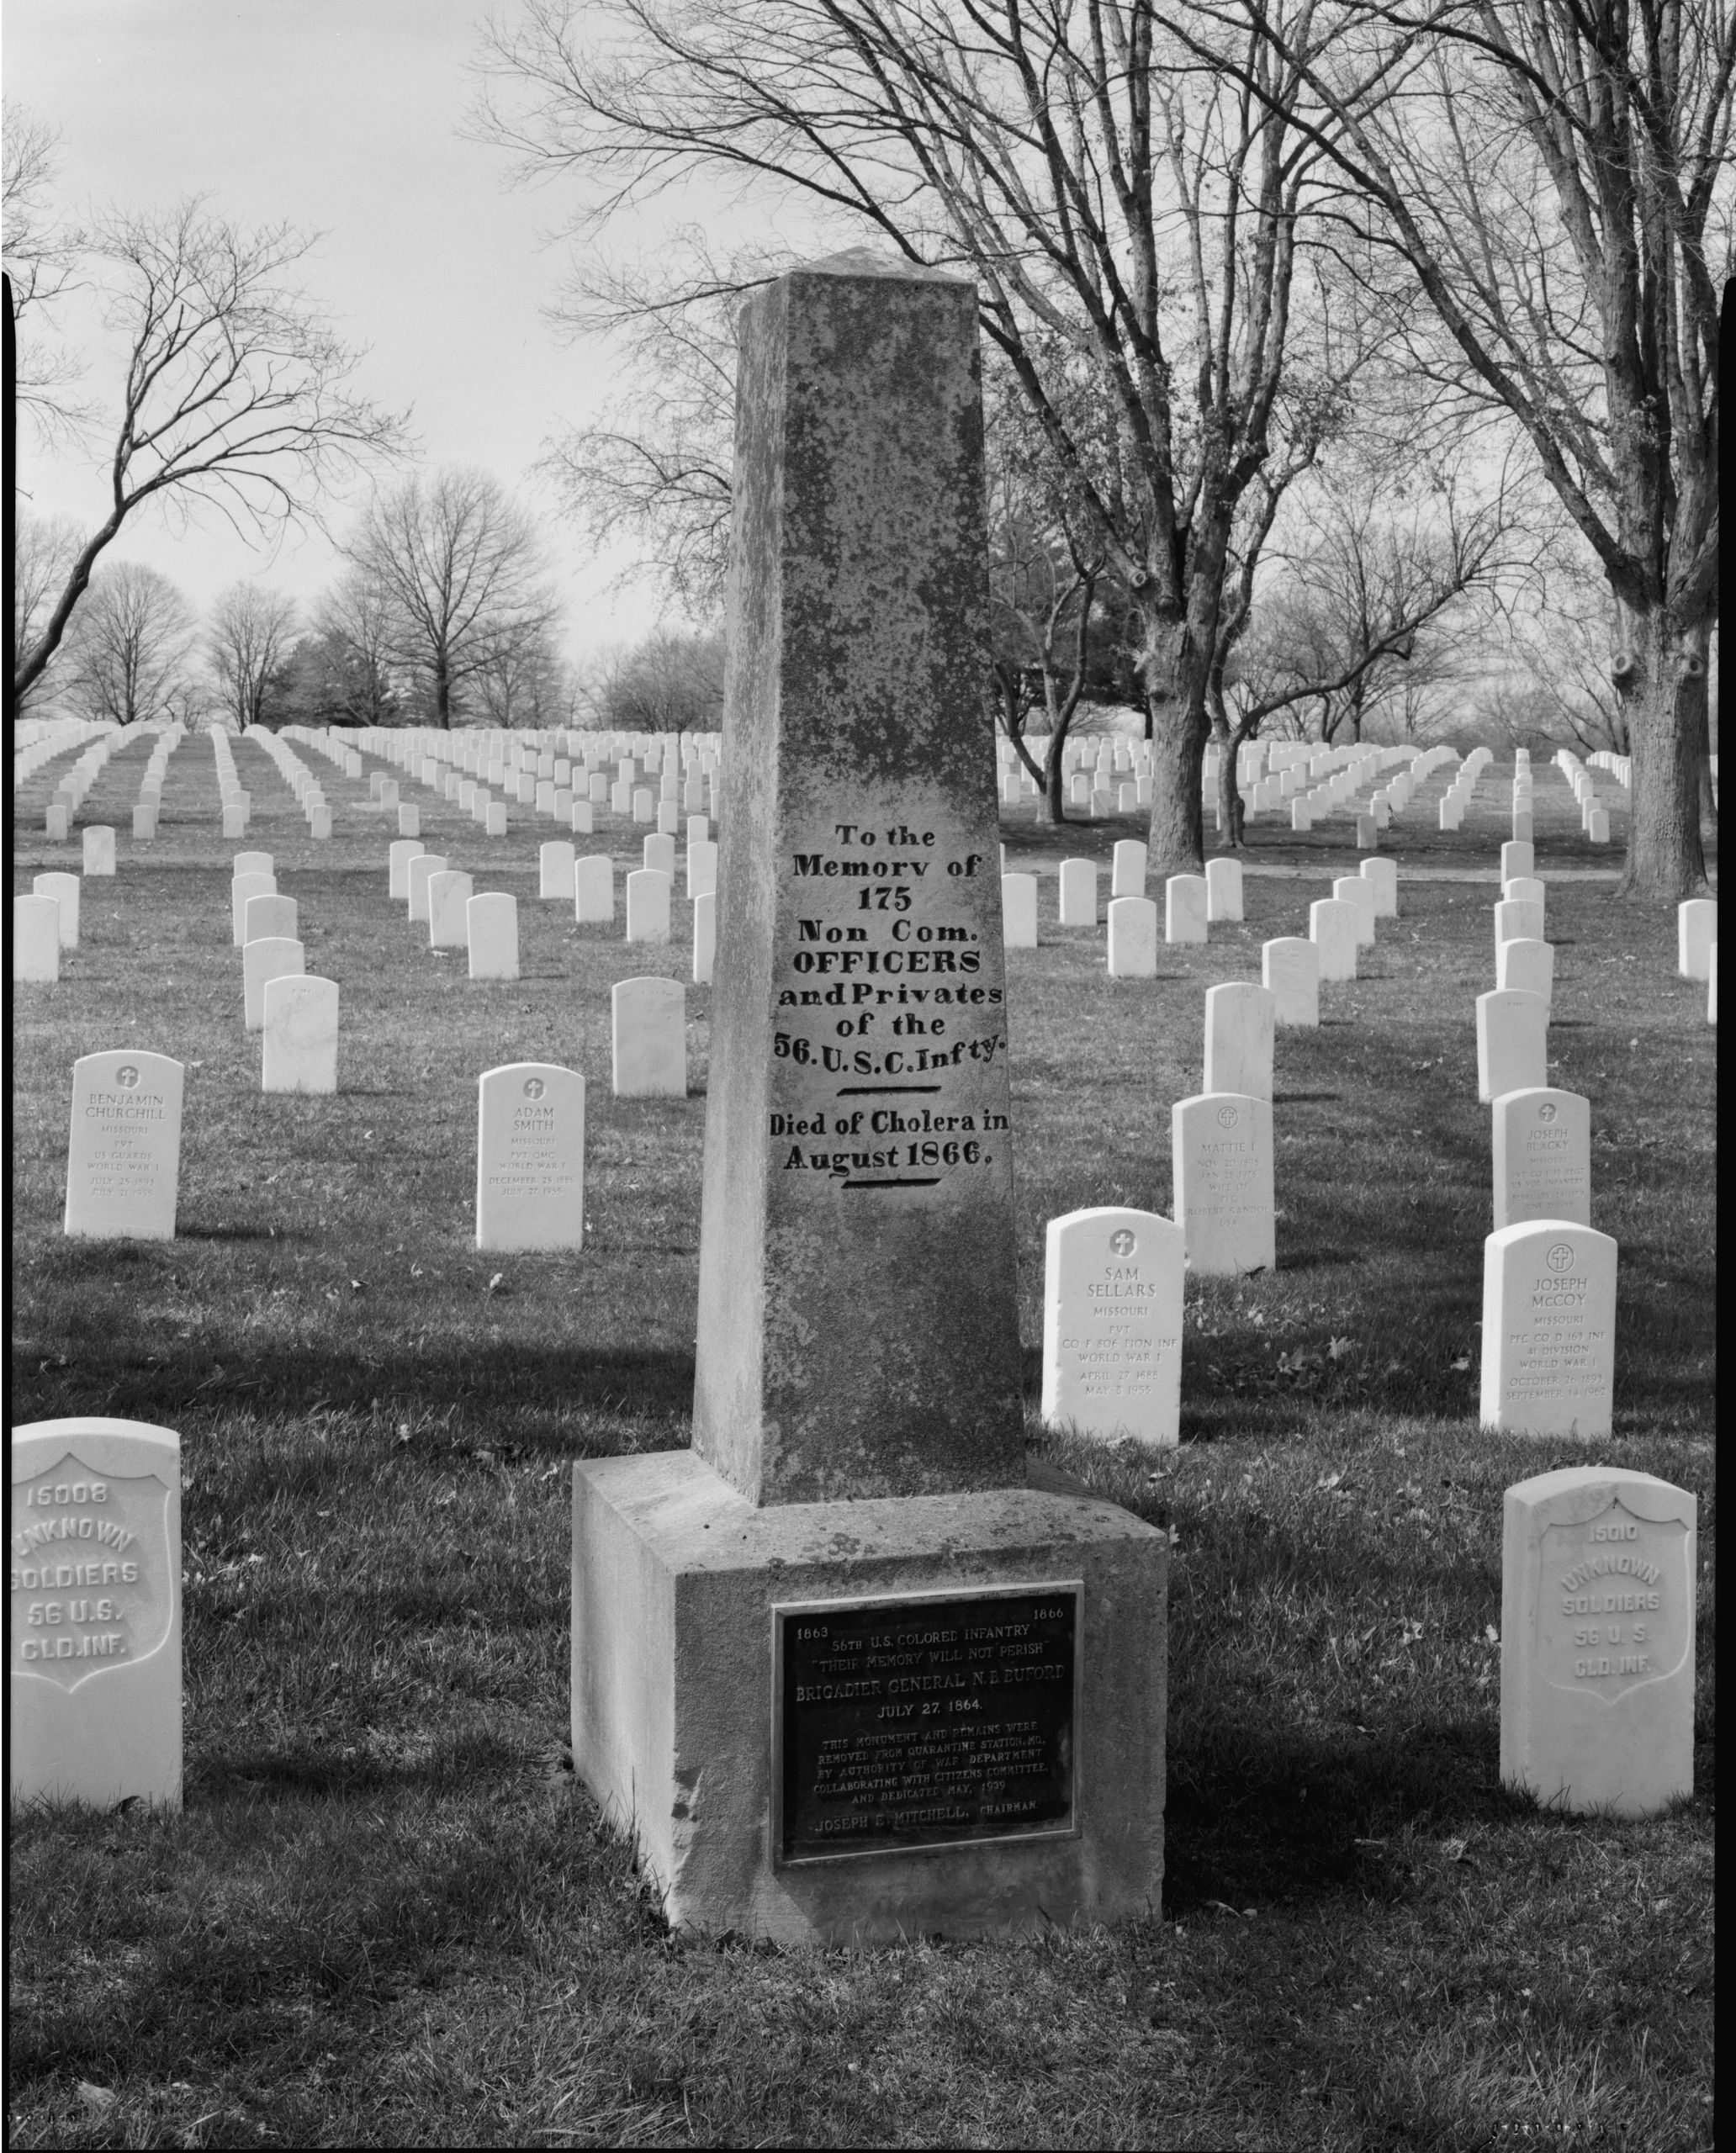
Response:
[1172,1092,1275,1275]
[1480,1221,1617,1437]
[571,252,1168,1948]
[1041,1208,1184,1446]
[63,1051,185,1240]
[1500,1465,1695,1815]
[475,1063,585,1251]
[9,1416,183,1809]
[1491,1087,1590,1230]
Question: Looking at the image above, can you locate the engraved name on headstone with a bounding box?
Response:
[475,1062,585,1252]
[64,1050,184,1240]
[1041,1207,1183,1447]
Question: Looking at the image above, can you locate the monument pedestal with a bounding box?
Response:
[573,1450,1167,1944]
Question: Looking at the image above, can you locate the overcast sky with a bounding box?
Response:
[6,0,707,661]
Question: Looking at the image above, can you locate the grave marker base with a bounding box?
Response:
[572,1448,1166,1945]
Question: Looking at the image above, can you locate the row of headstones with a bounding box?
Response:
[300,722,725,844]
[53,992,687,1248]
[36,727,144,842]
[8,1417,1695,1822]
[384,834,722,983]
[13,717,114,791]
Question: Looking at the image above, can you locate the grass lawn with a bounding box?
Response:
[8,727,1715,2149]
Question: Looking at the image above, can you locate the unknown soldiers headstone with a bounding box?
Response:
[10,1417,183,1810]
[1500,1466,1694,1816]
[64,1051,184,1241]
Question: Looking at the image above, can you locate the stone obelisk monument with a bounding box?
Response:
[572,252,1167,1943]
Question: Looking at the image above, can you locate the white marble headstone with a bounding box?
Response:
[1172,1092,1275,1275]
[9,1416,183,1810]
[1204,857,1243,923]
[611,976,686,1098]
[388,839,424,900]
[692,889,717,984]
[82,825,116,876]
[1106,896,1157,978]
[1002,873,1038,949]
[1164,875,1209,944]
[243,936,304,1031]
[1057,859,1098,928]
[1041,1206,1183,1447]
[1261,937,1318,1028]
[1110,838,1147,900]
[1496,936,1554,1006]
[475,1062,585,1251]
[1203,982,1275,1101]
[575,855,615,924]
[15,896,61,982]
[539,841,577,900]
[1309,898,1358,981]
[467,891,519,979]
[1479,1220,1616,1436]
[262,976,339,1094]
[64,1050,184,1240]
[230,870,276,946]
[33,871,80,949]
[427,870,477,951]
[1500,1466,1693,1817]
[1476,987,1548,1103]
[626,867,673,944]
[243,893,298,946]
[406,854,449,924]
[1491,1087,1590,1230]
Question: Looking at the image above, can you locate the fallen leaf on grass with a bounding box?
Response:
[1441,1838,1471,1864]
[77,2083,115,2112]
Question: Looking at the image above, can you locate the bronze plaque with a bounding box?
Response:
[775,1584,1080,1864]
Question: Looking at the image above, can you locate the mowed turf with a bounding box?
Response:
[8,725,1715,2150]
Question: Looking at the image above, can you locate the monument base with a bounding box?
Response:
[572,1449,1167,1945]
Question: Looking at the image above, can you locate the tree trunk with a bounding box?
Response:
[1616,602,1711,899]
[435,659,452,729]
[1146,691,1207,875]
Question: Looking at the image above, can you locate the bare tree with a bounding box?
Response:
[60,562,198,727]
[537,241,738,615]
[1,103,91,443]
[476,622,575,727]
[477,0,1375,876]
[1215,469,1531,826]
[208,583,299,731]
[583,625,727,733]
[344,468,561,727]
[12,512,82,711]
[9,197,410,711]
[1199,0,1728,896]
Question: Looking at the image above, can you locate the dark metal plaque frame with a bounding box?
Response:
[772,1581,1082,1865]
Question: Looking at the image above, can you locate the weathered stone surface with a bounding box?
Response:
[262,976,339,1095]
[10,1417,183,1810]
[692,254,1023,1507]
[612,976,686,1098]
[1500,1467,1693,1817]
[572,1448,1167,1944]
[1002,874,1038,949]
